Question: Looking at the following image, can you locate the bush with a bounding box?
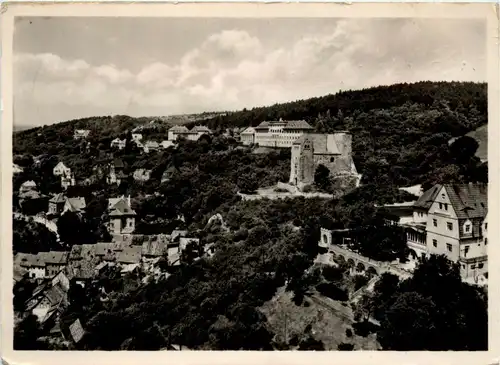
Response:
[316,283,349,301]
[322,266,345,283]
[338,342,355,351]
[345,328,353,337]
[352,320,380,337]
[353,275,370,291]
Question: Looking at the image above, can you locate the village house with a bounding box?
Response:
[107,196,136,235]
[133,168,152,182]
[161,165,181,183]
[48,194,86,216]
[404,183,488,281]
[95,242,124,265]
[132,133,143,142]
[40,251,70,278]
[65,244,100,287]
[143,141,160,153]
[25,280,69,326]
[107,158,127,185]
[160,140,175,149]
[141,235,169,272]
[240,127,256,145]
[53,162,71,177]
[74,129,90,140]
[290,132,359,191]
[19,253,46,280]
[48,193,66,216]
[167,125,189,141]
[117,245,142,275]
[19,180,37,195]
[167,125,212,142]
[110,138,126,150]
[13,163,23,174]
[61,172,76,190]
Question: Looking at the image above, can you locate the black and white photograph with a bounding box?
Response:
[3,2,496,357]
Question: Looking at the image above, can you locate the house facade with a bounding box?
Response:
[250,119,314,148]
[240,127,256,145]
[74,129,90,140]
[107,196,136,234]
[168,125,212,142]
[111,138,126,150]
[133,169,151,182]
[405,183,488,280]
[53,162,71,177]
[289,132,359,190]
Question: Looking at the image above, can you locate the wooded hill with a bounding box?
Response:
[14,81,488,190]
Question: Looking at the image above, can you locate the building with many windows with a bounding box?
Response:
[405,183,488,280]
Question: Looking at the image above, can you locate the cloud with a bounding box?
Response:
[14,18,486,126]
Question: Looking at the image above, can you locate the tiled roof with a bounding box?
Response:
[284,120,313,129]
[113,158,125,168]
[169,125,189,132]
[66,197,86,212]
[142,235,170,256]
[69,319,85,343]
[241,127,256,134]
[15,253,38,268]
[66,244,100,280]
[39,251,69,265]
[414,184,442,209]
[292,134,341,155]
[49,193,66,204]
[95,242,123,261]
[109,199,136,216]
[192,125,211,133]
[19,190,45,200]
[254,121,270,129]
[117,245,142,264]
[445,183,488,220]
[171,230,187,241]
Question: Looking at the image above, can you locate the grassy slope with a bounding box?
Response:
[260,287,380,350]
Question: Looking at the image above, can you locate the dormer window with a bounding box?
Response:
[465,224,471,233]
[441,193,445,199]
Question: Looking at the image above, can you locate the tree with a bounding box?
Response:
[314,164,330,191]
[378,292,439,350]
[449,136,479,164]
[237,173,259,194]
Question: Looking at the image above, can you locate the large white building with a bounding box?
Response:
[241,119,314,147]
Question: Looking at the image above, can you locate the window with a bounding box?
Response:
[441,193,445,199]
[462,265,465,269]
[485,223,488,230]
[433,219,437,227]
[465,224,471,233]
[323,234,328,243]
[444,203,448,211]
[485,238,488,245]
[446,243,452,252]
[471,265,476,269]
[479,263,484,269]
[432,239,437,247]
[439,203,443,209]
[330,157,335,162]
[464,246,469,257]
[447,222,453,231]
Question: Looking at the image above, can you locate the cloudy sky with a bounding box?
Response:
[13,17,485,127]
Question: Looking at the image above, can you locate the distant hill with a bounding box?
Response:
[13,125,37,133]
